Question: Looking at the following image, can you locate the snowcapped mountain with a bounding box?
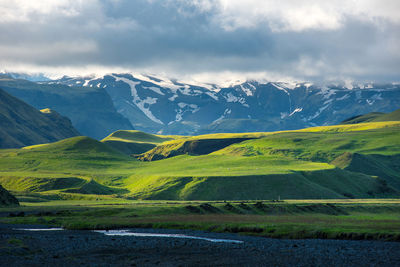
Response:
[52,74,400,134]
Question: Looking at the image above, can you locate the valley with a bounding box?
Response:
[2,1,400,265]
[0,89,399,249]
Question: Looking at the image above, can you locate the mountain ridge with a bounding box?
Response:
[52,73,400,135]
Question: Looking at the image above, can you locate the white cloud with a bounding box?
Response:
[0,0,398,82]
[0,0,91,23]
[190,0,400,32]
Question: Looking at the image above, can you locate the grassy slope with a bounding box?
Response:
[372,108,400,122]
[140,121,400,160]
[341,108,400,124]
[0,122,399,200]
[101,130,180,155]
[0,136,135,196]
[125,122,400,199]
[216,123,400,161]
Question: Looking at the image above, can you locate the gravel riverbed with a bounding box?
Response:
[1,224,399,266]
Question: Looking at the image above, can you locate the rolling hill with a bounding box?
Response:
[0,136,133,197]
[101,130,179,155]
[0,88,80,148]
[0,116,399,200]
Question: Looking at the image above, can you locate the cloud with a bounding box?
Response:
[176,0,400,32]
[0,0,86,23]
[0,0,399,83]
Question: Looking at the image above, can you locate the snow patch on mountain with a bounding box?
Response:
[173,103,201,123]
[318,87,336,99]
[304,82,313,88]
[111,75,164,125]
[213,108,231,123]
[280,107,302,119]
[240,84,254,96]
[271,83,289,95]
[336,94,350,101]
[143,86,164,95]
[307,104,330,121]
[168,94,178,101]
[132,74,182,92]
[205,91,218,100]
[224,93,248,106]
[82,75,102,87]
[276,82,297,90]
[225,93,239,102]
[366,93,383,105]
[289,107,303,116]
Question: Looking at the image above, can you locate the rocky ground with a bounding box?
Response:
[1,224,399,266]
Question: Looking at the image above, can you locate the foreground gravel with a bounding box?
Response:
[1,224,399,267]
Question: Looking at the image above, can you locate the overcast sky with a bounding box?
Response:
[0,0,399,83]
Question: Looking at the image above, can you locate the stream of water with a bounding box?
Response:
[13,228,244,243]
[94,230,244,243]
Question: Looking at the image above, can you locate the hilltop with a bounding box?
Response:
[101,130,178,155]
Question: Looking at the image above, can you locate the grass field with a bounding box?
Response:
[0,121,399,200]
[1,199,400,241]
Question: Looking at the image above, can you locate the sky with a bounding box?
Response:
[0,0,399,84]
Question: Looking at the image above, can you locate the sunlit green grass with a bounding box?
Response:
[216,126,400,161]
[0,121,399,200]
[1,199,400,241]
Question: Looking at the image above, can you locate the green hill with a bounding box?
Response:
[331,152,400,190]
[0,136,134,197]
[373,108,400,122]
[0,121,399,200]
[0,88,80,148]
[101,130,178,155]
[341,108,400,124]
[139,122,400,161]
[138,137,256,161]
[64,179,128,195]
[124,169,394,200]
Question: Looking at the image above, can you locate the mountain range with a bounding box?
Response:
[1,72,399,138]
[53,74,400,135]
